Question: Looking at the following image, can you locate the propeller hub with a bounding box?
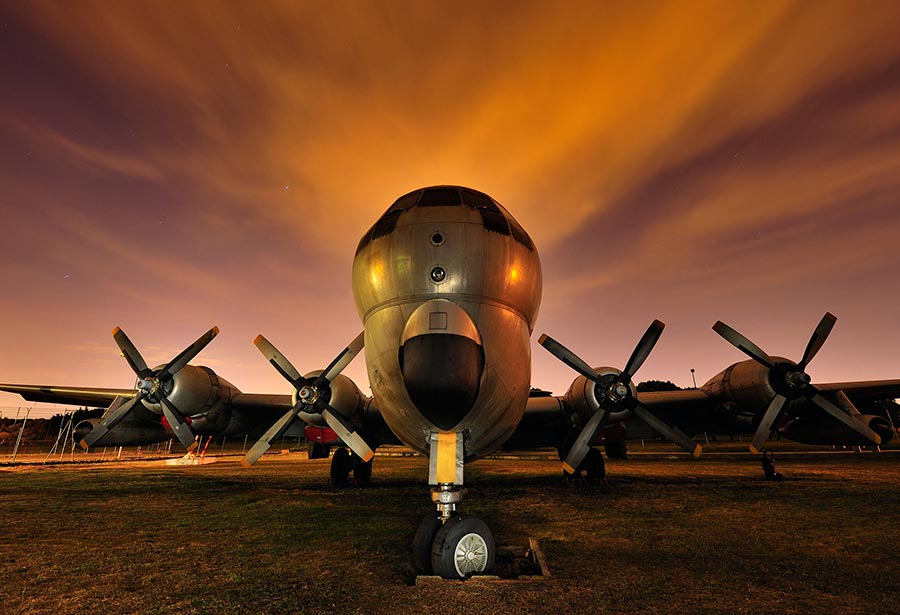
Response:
[785,370,811,390]
[298,385,319,405]
[612,382,629,399]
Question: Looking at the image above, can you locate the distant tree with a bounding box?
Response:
[636,380,682,392]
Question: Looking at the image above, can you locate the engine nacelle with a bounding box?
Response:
[74,418,171,447]
[563,367,634,426]
[700,358,791,409]
[782,414,896,446]
[143,365,239,435]
[292,371,366,427]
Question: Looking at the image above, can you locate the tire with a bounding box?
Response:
[330,447,352,487]
[308,442,330,459]
[412,514,441,574]
[353,455,373,486]
[431,515,495,579]
[604,439,628,460]
[583,447,606,484]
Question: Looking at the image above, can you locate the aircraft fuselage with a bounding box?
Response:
[352,186,542,460]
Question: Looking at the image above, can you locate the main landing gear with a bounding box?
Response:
[329,447,373,487]
[561,446,607,487]
[413,484,496,579]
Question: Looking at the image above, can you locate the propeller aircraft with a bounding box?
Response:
[2,185,898,579]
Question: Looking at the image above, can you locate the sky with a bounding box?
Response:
[2,1,900,418]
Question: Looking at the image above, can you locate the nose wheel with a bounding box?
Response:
[431,516,494,578]
[413,485,496,579]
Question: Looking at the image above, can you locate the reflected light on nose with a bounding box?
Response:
[370,261,384,287]
[508,266,520,284]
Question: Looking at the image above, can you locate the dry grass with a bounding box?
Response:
[1,452,898,615]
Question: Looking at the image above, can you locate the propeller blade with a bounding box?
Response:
[79,394,142,450]
[254,334,304,387]
[241,404,303,467]
[112,327,153,379]
[799,312,837,369]
[712,321,775,369]
[320,402,374,462]
[158,396,198,451]
[538,334,599,383]
[562,408,608,474]
[622,320,665,380]
[160,326,220,379]
[808,389,882,445]
[631,404,702,457]
[319,331,365,383]
[749,394,787,455]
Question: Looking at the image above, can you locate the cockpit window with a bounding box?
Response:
[356,186,535,253]
[460,188,494,210]
[461,188,510,237]
[418,187,462,207]
[370,210,404,240]
[389,191,421,212]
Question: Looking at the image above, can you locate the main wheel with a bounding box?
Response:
[330,447,352,487]
[352,454,373,486]
[412,514,441,574]
[604,439,628,460]
[431,515,495,579]
[308,442,330,459]
[582,447,606,485]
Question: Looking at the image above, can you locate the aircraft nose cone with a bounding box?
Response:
[400,334,484,430]
[400,300,485,430]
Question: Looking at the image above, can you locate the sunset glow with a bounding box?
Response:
[2,1,900,417]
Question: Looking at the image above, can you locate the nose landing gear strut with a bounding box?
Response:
[413,432,496,579]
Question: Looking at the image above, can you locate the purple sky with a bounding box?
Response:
[2,1,900,418]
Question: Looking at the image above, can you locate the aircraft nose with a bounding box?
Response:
[400,300,484,430]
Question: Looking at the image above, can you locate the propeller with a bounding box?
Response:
[712,312,881,454]
[79,326,219,451]
[242,331,372,467]
[540,320,701,474]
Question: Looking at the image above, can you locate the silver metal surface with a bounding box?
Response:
[454,532,490,577]
[352,188,542,461]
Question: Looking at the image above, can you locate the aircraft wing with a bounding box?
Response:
[229,392,294,413]
[636,388,715,411]
[514,388,715,425]
[0,383,137,407]
[226,392,302,439]
[814,379,900,401]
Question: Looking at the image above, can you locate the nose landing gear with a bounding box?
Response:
[413,483,496,579]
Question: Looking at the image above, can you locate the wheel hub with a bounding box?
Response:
[454,532,489,576]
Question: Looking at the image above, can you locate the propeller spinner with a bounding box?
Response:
[540,320,701,474]
[712,312,882,454]
[79,326,219,451]
[242,331,372,467]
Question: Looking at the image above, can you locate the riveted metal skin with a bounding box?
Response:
[701,357,790,409]
[289,370,366,428]
[563,367,630,425]
[140,364,240,432]
[352,186,542,461]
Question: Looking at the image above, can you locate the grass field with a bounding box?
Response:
[1,452,898,615]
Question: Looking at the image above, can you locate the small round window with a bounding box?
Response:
[430,266,446,283]
[430,231,445,246]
